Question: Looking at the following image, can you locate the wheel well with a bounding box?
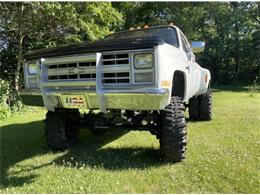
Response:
[171,71,185,99]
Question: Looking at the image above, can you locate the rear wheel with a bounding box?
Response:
[189,89,212,121]
[160,96,187,162]
[200,89,212,120]
[189,95,200,120]
[44,109,80,150]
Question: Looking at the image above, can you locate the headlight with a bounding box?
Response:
[134,53,153,69]
[27,77,38,86]
[135,72,153,82]
[28,63,40,75]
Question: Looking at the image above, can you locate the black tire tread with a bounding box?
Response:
[200,90,212,120]
[44,111,67,150]
[44,110,80,151]
[189,95,200,120]
[160,96,187,162]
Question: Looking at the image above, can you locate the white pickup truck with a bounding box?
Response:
[19,25,212,162]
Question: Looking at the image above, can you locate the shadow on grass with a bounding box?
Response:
[53,129,163,170]
[0,120,46,188]
[0,119,164,189]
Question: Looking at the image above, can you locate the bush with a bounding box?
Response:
[0,79,25,120]
[0,79,11,119]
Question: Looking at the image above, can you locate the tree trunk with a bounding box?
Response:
[234,56,240,81]
[258,63,260,84]
[233,6,240,81]
[14,3,24,91]
[257,2,260,84]
[15,36,24,91]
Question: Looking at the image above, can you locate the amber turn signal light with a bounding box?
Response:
[161,80,171,87]
[205,74,208,83]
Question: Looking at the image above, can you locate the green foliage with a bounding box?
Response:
[0,79,11,119]
[75,2,123,41]
[0,79,26,120]
[0,2,123,81]
[114,2,260,84]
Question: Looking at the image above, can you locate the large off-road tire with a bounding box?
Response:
[44,109,80,150]
[189,95,200,120]
[200,89,212,121]
[160,96,187,162]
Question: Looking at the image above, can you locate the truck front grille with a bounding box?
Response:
[102,53,129,66]
[101,53,131,85]
[47,58,96,81]
[45,52,131,85]
[48,74,96,81]
[102,72,130,84]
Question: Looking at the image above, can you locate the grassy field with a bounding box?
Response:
[0,86,260,193]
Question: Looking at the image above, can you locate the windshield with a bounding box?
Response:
[105,27,179,47]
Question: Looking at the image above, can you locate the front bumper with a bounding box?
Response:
[18,89,44,107]
[19,88,169,111]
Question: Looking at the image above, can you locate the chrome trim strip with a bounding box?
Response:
[101,65,130,72]
[47,88,169,96]
[42,81,96,87]
[42,54,96,65]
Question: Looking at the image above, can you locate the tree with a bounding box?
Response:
[1,2,259,86]
[0,2,123,90]
[1,2,79,90]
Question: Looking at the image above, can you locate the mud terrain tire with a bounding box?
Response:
[189,95,200,120]
[160,96,187,162]
[200,90,212,121]
[44,110,80,150]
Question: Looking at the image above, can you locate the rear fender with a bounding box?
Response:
[197,68,211,95]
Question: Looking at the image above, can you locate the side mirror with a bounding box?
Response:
[191,41,205,53]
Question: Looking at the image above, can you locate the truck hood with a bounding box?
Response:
[25,36,165,60]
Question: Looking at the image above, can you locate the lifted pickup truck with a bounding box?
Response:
[19,25,212,162]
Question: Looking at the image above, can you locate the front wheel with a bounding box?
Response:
[160,96,187,162]
[44,109,80,150]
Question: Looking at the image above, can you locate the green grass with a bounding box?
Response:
[1,86,260,193]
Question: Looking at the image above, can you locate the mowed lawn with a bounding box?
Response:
[0,86,260,193]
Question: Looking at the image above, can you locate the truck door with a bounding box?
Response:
[179,32,198,99]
